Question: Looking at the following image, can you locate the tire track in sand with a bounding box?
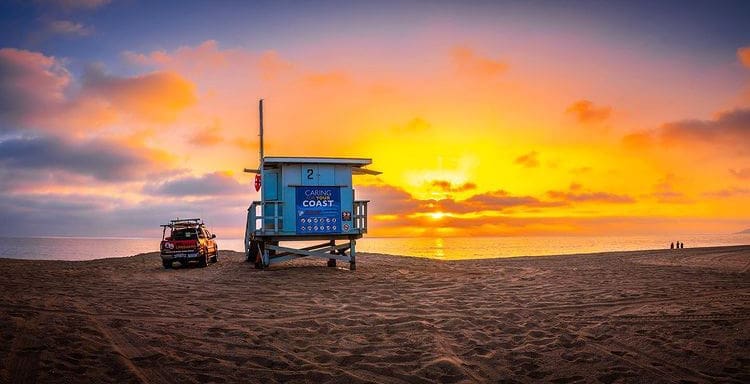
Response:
[584,333,710,383]
[73,303,174,384]
[5,314,43,384]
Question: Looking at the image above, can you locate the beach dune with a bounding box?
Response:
[1,246,749,383]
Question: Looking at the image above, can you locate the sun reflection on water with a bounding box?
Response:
[433,238,445,259]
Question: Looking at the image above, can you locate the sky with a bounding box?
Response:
[1,0,749,238]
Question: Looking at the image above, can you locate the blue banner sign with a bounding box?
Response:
[296,186,341,234]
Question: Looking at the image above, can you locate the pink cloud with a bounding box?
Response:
[144,172,248,197]
[124,41,293,82]
[39,0,110,10]
[659,108,750,155]
[0,48,70,122]
[0,135,173,182]
[258,50,293,80]
[48,20,92,36]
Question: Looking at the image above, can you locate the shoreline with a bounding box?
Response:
[2,243,749,263]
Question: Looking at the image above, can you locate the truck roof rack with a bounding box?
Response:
[170,218,201,223]
[160,218,204,228]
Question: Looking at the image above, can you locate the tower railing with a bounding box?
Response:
[248,200,283,234]
[353,200,369,233]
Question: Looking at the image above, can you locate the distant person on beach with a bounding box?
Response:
[670,242,674,249]
[681,242,685,249]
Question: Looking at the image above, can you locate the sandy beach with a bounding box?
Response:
[1,246,748,383]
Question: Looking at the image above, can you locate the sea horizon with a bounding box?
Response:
[2,233,748,262]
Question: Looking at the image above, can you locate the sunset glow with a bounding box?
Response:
[1,1,749,237]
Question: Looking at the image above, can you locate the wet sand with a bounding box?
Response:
[1,245,749,383]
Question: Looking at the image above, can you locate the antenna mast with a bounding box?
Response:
[259,99,264,168]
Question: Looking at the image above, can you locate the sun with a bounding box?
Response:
[429,212,446,220]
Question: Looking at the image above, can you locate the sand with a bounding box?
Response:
[1,245,748,383]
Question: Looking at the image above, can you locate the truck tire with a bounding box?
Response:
[162,260,172,269]
[210,249,218,263]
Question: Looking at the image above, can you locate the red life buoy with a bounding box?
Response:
[254,174,262,192]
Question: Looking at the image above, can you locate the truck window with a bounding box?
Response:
[172,228,198,240]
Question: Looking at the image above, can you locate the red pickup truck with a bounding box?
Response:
[160,219,218,269]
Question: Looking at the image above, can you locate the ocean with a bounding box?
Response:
[0,234,748,261]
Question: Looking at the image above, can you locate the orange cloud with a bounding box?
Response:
[570,167,592,175]
[702,187,750,198]
[738,46,750,68]
[304,70,349,87]
[233,137,258,150]
[82,66,196,123]
[359,181,642,228]
[394,117,431,133]
[451,45,507,77]
[189,120,223,146]
[428,180,477,193]
[371,213,745,237]
[546,190,635,204]
[514,151,539,168]
[565,99,612,123]
[461,190,562,211]
[730,167,750,179]
[651,174,691,204]
[621,130,654,150]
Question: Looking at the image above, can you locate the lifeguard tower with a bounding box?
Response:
[244,100,380,270]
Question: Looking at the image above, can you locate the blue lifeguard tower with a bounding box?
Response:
[244,101,380,270]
